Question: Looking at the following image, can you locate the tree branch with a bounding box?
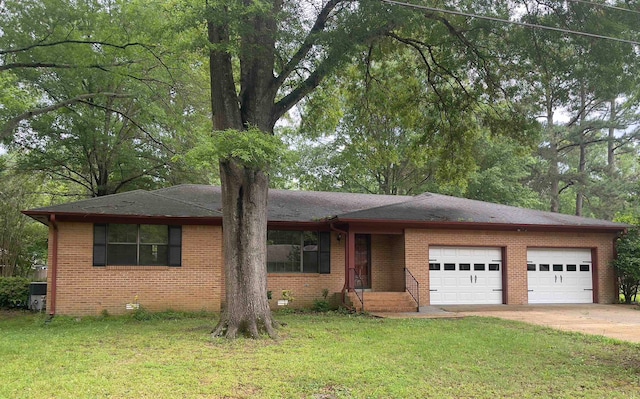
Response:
[0,40,152,56]
[385,32,452,105]
[76,100,176,155]
[273,0,342,89]
[0,61,134,72]
[558,181,575,194]
[112,163,168,193]
[272,68,325,124]
[1,92,132,140]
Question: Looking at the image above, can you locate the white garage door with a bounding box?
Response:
[527,248,593,304]
[429,246,503,305]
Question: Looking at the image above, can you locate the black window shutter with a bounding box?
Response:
[168,226,182,267]
[318,232,331,274]
[93,224,107,266]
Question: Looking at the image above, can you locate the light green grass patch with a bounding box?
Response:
[1,311,639,398]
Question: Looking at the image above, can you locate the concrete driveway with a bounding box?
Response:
[443,304,640,343]
[377,304,640,343]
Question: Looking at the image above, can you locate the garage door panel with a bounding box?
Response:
[429,246,502,305]
[527,248,593,304]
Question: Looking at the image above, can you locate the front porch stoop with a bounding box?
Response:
[347,291,418,312]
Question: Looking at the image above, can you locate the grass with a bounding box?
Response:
[1,310,640,398]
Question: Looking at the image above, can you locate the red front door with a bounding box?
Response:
[354,234,371,289]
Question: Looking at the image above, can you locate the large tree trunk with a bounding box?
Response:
[575,141,585,216]
[205,0,348,339]
[607,99,616,172]
[212,160,277,339]
[546,104,561,213]
[207,3,278,338]
[575,83,587,217]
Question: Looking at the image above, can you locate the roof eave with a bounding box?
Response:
[336,218,628,233]
[21,211,223,226]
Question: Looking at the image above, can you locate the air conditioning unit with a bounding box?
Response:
[29,282,47,312]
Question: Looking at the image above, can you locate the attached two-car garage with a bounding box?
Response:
[428,246,594,305]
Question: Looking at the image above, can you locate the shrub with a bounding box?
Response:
[0,277,30,309]
[312,299,331,312]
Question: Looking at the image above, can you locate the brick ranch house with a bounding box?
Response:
[24,184,627,316]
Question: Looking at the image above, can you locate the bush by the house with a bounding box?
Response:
[0,277,30,309]
[312,299,331,312]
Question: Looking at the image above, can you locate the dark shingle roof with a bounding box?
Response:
[337,192,626,228]
[153,185,410,222]
[25,189,221,218]
[24,184,627,230]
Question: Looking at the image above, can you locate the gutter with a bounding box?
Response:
[48,214,58,319]
[330,222,351,308]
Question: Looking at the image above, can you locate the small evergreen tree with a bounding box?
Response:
[613,228,640,304]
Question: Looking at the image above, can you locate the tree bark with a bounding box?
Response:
[546,104,561,213]
[575,141,585,216]
[575,83,587,217]
[212,159,277,339]
[607,99,616,173]
[207,1,280,339]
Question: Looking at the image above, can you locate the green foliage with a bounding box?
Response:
[464,134,545,209]
[186,128,289,172]
[0,277,30,308]
[613,228,640,304]
[293,36,541,197]
[312,299,331,312]
[281,290,294,302]
[1,0,211,195]
[0,154,49,276]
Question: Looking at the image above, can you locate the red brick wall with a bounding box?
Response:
[47,223,619,316]
[47,222,223,316]
[267,232,345,309]
[371,235,405,292]
[404,229,618,306]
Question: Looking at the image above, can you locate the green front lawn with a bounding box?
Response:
[1,311,639,398]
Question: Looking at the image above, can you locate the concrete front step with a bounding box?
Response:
[348,291,418,312]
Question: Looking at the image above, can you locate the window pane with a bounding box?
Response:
[140,244,168,265]
[527,264,536,271]
[429,263,441,271]
[267,230,301,273]
[489,263,500,271]
[567,264,577,272]
[108,244,137,265]
[459,263,470,271]
[474,263,485,271]
[140,225,168,244]
[444,263,455,271]
[108,224,137,243]
[302,232,318,273]
[580,264,590,272]
[553,264,563,272]
[539,264,550,271]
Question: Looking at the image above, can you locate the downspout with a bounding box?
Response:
[48,214,59,319]
[330,222,350,307]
